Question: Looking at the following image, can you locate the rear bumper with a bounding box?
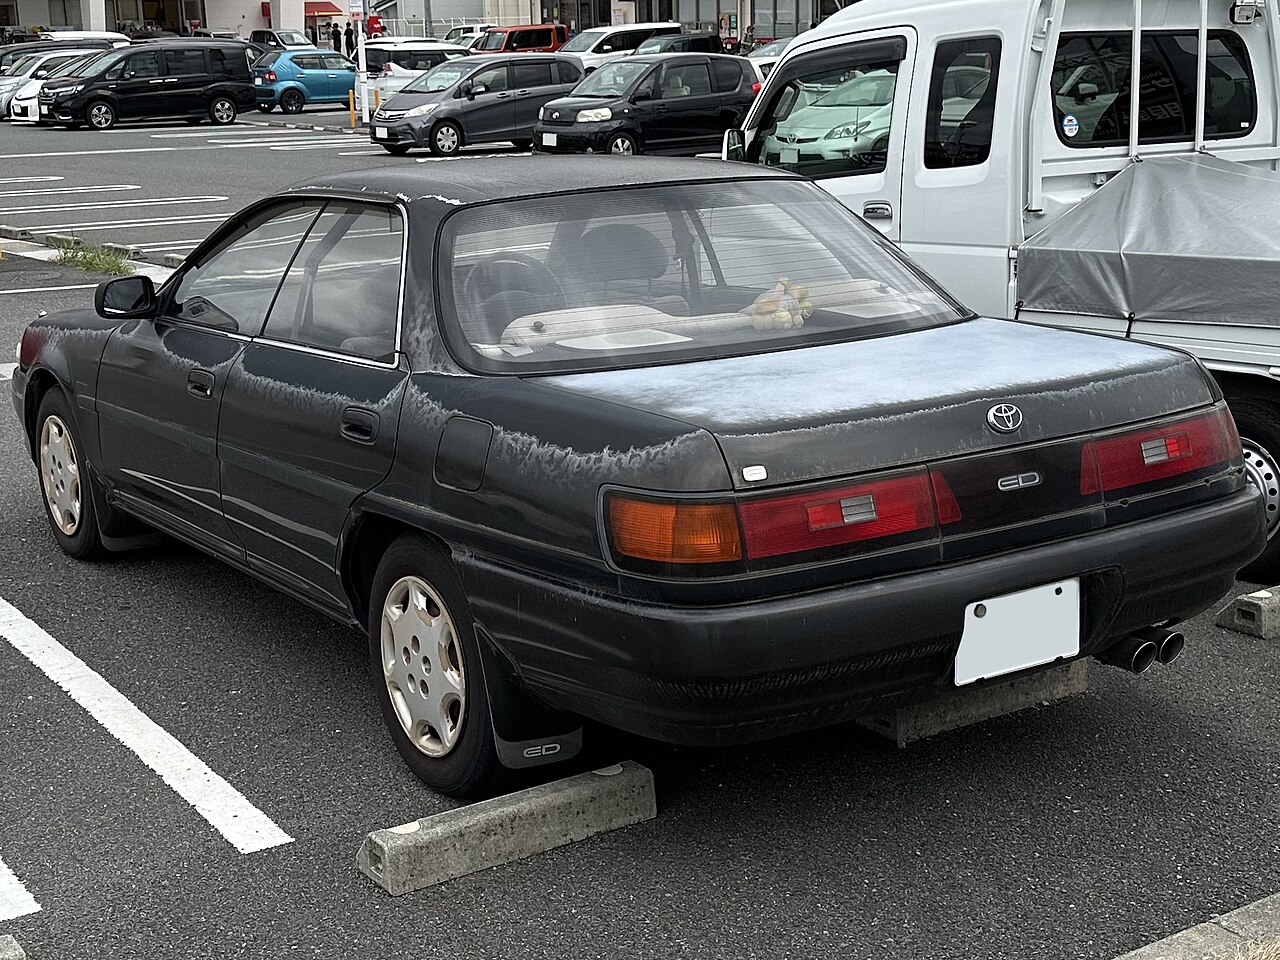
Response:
[457,486,1265,745]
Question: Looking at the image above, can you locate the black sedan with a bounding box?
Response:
[11,159,1265,797]
[534,53,760,155]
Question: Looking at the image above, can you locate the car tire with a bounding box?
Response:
[1223,393,1280,582]
[35,389,103,561]
[280,89,305,114]
[86,99,116,131]
[381,143,410,155]
[367,534,505,798]
[257,103,275,113]
[209,96,237,125]
[430,119,462,156]
[606,132,638,155]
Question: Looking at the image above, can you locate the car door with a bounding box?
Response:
[290,53,329,99]
[95,200,322,557]
[510,58,557,133]
[110,49,166,117]
[320,52,355,101]
[460,62,514,140]
[745,31,916,241]
[161,47,208,115]
[710,57,752,136]
[217,201,408,610]
[651,59,718,153]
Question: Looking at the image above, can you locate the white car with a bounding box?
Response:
[557,22,681,72]
[0,47,97,116]
[8,49,104,122]
[34,30,129,44]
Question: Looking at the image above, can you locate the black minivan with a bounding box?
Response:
[370,53,583,155]
[40,41,256,130]
[534,53,760,156]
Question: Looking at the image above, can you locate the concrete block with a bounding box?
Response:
[1216,588,1280,639]
[0,935,26,960]
[101,243,141,259]
[858,660,1089,747]
[357,761,657,896]
[1113,922,1242,960]
[0,226,34,241]
[162,254,186,268]
[1217,893,1280,942]
[43,233,83,249]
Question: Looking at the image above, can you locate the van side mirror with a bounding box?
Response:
[632,87,652,102]
[34,69,47,78]
[1074,81,1099,102]
[601,44,613,52]
[470,82,487,97]
[95,276,157,319]
[724,128,745,161]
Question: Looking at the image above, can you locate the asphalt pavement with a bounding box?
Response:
[1,219,1279,960]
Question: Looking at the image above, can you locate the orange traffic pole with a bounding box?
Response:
[349,90,356,128]
[374,88,381,110]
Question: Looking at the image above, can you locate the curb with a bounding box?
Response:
[1116,893,1280,959]
[248,117,366,134]
[356,761,657,896]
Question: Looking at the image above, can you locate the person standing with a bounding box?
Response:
[330,21,341,50]
[344,21,355,56]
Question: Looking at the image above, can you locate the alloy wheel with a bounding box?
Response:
[88,102,114,130]
[40,415,81,536]
[379,575,467,757]
[211,98,235,124]
[608,135,635,155]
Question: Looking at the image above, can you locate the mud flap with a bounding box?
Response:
[474,626,583,769]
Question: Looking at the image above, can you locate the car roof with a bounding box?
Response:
[579,21,681,32]
[484,23,563,31]
[377,40,467,49]
[291,157,798,207]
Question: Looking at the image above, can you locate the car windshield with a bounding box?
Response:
[573,60,648,96]
[277,30,308,44]
[59,51,110,77]
[82,48,128,75]
[2,54,41,77]
[402,59,473,92]
[634,37,664,54]
[477,31,507,50]
[440,179,966,374]
[559,30,601,53]
[750,39,787,57]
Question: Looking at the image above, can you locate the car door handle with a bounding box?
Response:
[516,89,530,96]
[340,406,379,444]
[187,369,215,398]
[862,201,894,221]
[496,92,511,99]
[148,78,165,84]
[656,105,668,113]
[327,73,337,78]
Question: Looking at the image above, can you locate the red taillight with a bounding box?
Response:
[751,81,761,95]
[738,468,936,560]
[1080,406,1241,495]
[263,69,277,82]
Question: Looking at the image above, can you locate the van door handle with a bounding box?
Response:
[186,369,215,398]
[516,89,530,96]
[340,406,379,444]
[656,104,668,113]
[862,201,894,220]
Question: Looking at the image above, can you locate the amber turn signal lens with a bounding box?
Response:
[606,496,743,564]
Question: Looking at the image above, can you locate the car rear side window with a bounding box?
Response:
[711,58,742,92]
[321,53,350,70]
[261,203,403,363]
[1051,30,1256,146]
[659,62,712,97]
[514,28,552,48]
[292,54,322,70]
[211,47,250,79]
[164,48,206,76]
[438,180,965,375]
[556,59,582,84]
[513,61,554,87]
[923,36,1000,169]
[170,202,322,335]
[258,51,282,68]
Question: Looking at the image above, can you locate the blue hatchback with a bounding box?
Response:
[254,49,357,114]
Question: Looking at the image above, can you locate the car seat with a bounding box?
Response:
[568,224,687,314]
[661,72,690,97]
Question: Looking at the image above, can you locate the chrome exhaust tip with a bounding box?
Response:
[1132,626,1186,666]
[1096,634,1159,674]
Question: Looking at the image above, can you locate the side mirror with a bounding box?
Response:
[470,82,487,96]
[1074,81,1099,101]
[34,69,47,78]
[723,127,744,161]
[600,44,613,52]
[95,276,157,319]
[632,87,652,102]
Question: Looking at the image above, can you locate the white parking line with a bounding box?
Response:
[0,147,179,160]
[0,196,228,216]
[338,150,389,156]
[148,128,314,139]
[0,596,293,855]
[38,214,229,232]
[0,856,40,922]
[0,285,98,295]
[0,176,63,184]
[131,240,201,251]
[0,185,141,199]
[0,363,16,380]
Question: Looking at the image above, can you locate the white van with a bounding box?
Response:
[368,40,468,98]
[558,21,681,72]
[35,30,129,45]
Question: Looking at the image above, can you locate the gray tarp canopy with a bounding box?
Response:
[1018,153,1280,326]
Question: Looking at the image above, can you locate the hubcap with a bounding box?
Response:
[1242,438,1280,538]
[213,100,233,122]
[90,104,111,128]
[610,137,633,155]
[40,415,81,536]
[436,126,458,152]
[380,576,466,757]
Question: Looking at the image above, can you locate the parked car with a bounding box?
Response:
[34,30,129,44]
[0,37,117,72]
[633,32,722,55]
[249,28,312,51]
[371,52,581,154]
[11,157,1264,797]
[442,23,494,43]
[10,51,104,121]
[192,28,243,39]
[534,53,760,155]
[0,47,98,116]
[39,41,255,129]
[370,41,469,100]
[760,68,903,171]
[557,21,681,72]
[254,49,356,113]
[471,24,569,54]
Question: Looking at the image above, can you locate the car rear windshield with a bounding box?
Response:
[439,179,967,375]
[257,51,282,67]
[403,60,473,92]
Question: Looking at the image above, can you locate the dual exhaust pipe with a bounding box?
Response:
[1095,625,1185,674]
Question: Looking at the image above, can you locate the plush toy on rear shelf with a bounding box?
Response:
[744,277,815,331]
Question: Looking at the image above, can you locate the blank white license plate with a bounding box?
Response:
[542,132,557,146]
[254,77,262,85]
[40,106,49,116]
[374,126,388,139]
[953,579,1080,686]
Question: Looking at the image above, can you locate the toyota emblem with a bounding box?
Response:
[986,403,1023,434]
[552,111,560,119]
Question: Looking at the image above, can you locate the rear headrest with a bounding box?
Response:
[575,224,669,282]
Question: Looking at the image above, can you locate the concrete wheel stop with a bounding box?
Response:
[357,761,657,895]
[0,935,26,960]
[1217,587,1280,639]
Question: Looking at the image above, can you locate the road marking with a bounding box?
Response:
[38,214,229,232]
[131,240,201,251]
[0,596,294,855]
[148,128,314,139]
[0,147,179,160]
[338,150,388,156]
[0,196,228,216]
[0,363,16,380]
[0,176,63,184]
[0,856,40,922]
[0,185,141,199]
[0,285,98,295]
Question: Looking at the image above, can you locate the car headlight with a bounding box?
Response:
[56,84,83,95]
[404,102,438,119]
[538,105,545,120]
[824,119,871,140]
[576,107,612,122]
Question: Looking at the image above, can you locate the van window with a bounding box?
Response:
[556,59,582,84]
[659,62,712,97]
[108,50,161,80]
[513,28,552,48]
[749,36,908,178]
[211,47,251,79]
[1051,30,1256,147]
[164,48,207,76]
[923,37,1000,168]
[513,61,554,87]
[712,58,743,92]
